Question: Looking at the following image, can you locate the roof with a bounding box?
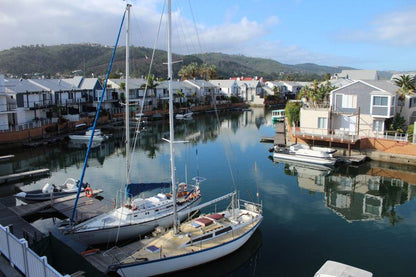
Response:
[157,80,194,90]
[109,78,147,89]
[336,70,379,80]
[209,79,237,88]
[185,79,217,89]
[4,79,47,93]
[331,80,398,96]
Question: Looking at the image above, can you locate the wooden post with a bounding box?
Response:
[348,142,351,156]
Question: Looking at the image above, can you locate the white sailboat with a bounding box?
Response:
[107,2,263,275]
[61,4,201,245]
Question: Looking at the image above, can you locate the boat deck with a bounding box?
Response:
[121,211,261,263]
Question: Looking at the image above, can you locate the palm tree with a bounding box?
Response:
[393,74,415,100]
[393,74,415,114]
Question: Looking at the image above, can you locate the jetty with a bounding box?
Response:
[0,168,50,184]
[0,155,14,162]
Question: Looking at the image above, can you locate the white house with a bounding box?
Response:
[299,80,402,138]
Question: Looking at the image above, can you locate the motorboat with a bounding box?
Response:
[270,143,338,166]
[314,260,373,277]
[69,128,108,142]
[14,178,87,203]
[271,109,285,122]
[176,108,193,119]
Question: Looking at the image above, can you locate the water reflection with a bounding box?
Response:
[273,158,416,225]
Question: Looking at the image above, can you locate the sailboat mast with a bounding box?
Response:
[125,4,131,186]
[167,0,178,234]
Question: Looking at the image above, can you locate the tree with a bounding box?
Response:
[393,74,415,114]
[285,101,301,126]
[298,80,335,107]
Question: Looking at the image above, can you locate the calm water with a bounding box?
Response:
[1,108,415,276]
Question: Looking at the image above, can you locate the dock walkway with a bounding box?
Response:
[0,168,50,184]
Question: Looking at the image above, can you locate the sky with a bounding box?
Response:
[0,0,415,71]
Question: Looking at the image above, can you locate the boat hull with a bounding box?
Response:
[68,198,201,245]
[68,135,106,142]
[114,218,262,276]
[15,190,80,203]
[273,152,336,166]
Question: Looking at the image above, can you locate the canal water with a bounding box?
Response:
[1,107,415,276]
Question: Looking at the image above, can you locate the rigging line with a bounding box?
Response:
[187,0,203,53]
[70,7,127,225]
[213,100,237,191]
[129,1,166,177]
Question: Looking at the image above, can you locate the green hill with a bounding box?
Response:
[0,44,353,80]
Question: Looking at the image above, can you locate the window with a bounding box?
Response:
[318,117,327,129]
[341,94,357,108]
[373,96,388,106]
[373,120,384,132]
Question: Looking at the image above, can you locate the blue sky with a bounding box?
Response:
[1,0,415,71]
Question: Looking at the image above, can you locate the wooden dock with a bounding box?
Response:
[0,168,50,184]
[0,155,14,162]
[0,202,45,244]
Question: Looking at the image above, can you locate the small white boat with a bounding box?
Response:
[271,143,338,166]
[14,178,86,203]
[271,109,285,122]
[314,260,373,277]
[69,128,108,142]
[176,108,193,119]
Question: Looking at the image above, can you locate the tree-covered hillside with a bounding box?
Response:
[0,44,353,80]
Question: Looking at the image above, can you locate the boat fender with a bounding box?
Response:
[85,187,94,197]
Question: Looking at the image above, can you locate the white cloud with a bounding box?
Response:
[336,6,416,46]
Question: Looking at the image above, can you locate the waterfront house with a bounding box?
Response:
[298,80,401,140]
[0,74,15,131]
[209,79,239,97]
[4,78,53,128]
[235,79,264,104]
[183,79,220,105]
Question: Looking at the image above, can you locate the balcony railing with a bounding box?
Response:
[293,127,410,143]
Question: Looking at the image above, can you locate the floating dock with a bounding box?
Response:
[0,155,14,162]
[0,168,50,184]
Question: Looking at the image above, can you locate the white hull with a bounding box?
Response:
[69,198,201,245]
[114,219,262,276]
[68,135,106,142]
[273,151,336,166]
[175,112,193,119]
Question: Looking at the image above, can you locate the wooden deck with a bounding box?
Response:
[0,202,45,244]
[0,168,50,184]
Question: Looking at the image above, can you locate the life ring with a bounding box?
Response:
[85,187,94,198]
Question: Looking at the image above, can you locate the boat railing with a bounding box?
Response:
[0,224,69,277]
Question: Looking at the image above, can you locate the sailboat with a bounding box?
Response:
[61,4,201,245]
[107,2,263,275]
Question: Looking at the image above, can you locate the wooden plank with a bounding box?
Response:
[0,202,44,242]
[0,155,14,162]
[0,168,50,184]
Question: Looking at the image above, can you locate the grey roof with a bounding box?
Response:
[363,80,399,94]
[157,80,194,90]
[209,79,237,88]
[4,79,47,93]
[331,80,398,96]
[29,79,73,91]
[185,79,217,88]
[327,78,355,88]
[337,70,379,80]
[109,78,147,89]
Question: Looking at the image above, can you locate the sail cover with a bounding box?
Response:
[126,182,171,198]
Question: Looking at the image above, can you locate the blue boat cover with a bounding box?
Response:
[126,182,171,198]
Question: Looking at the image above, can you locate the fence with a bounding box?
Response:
[293,127,412,143]
[0,224,69,277]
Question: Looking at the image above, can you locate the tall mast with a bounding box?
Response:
[167,0,178,234]
[125,4,131,186]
